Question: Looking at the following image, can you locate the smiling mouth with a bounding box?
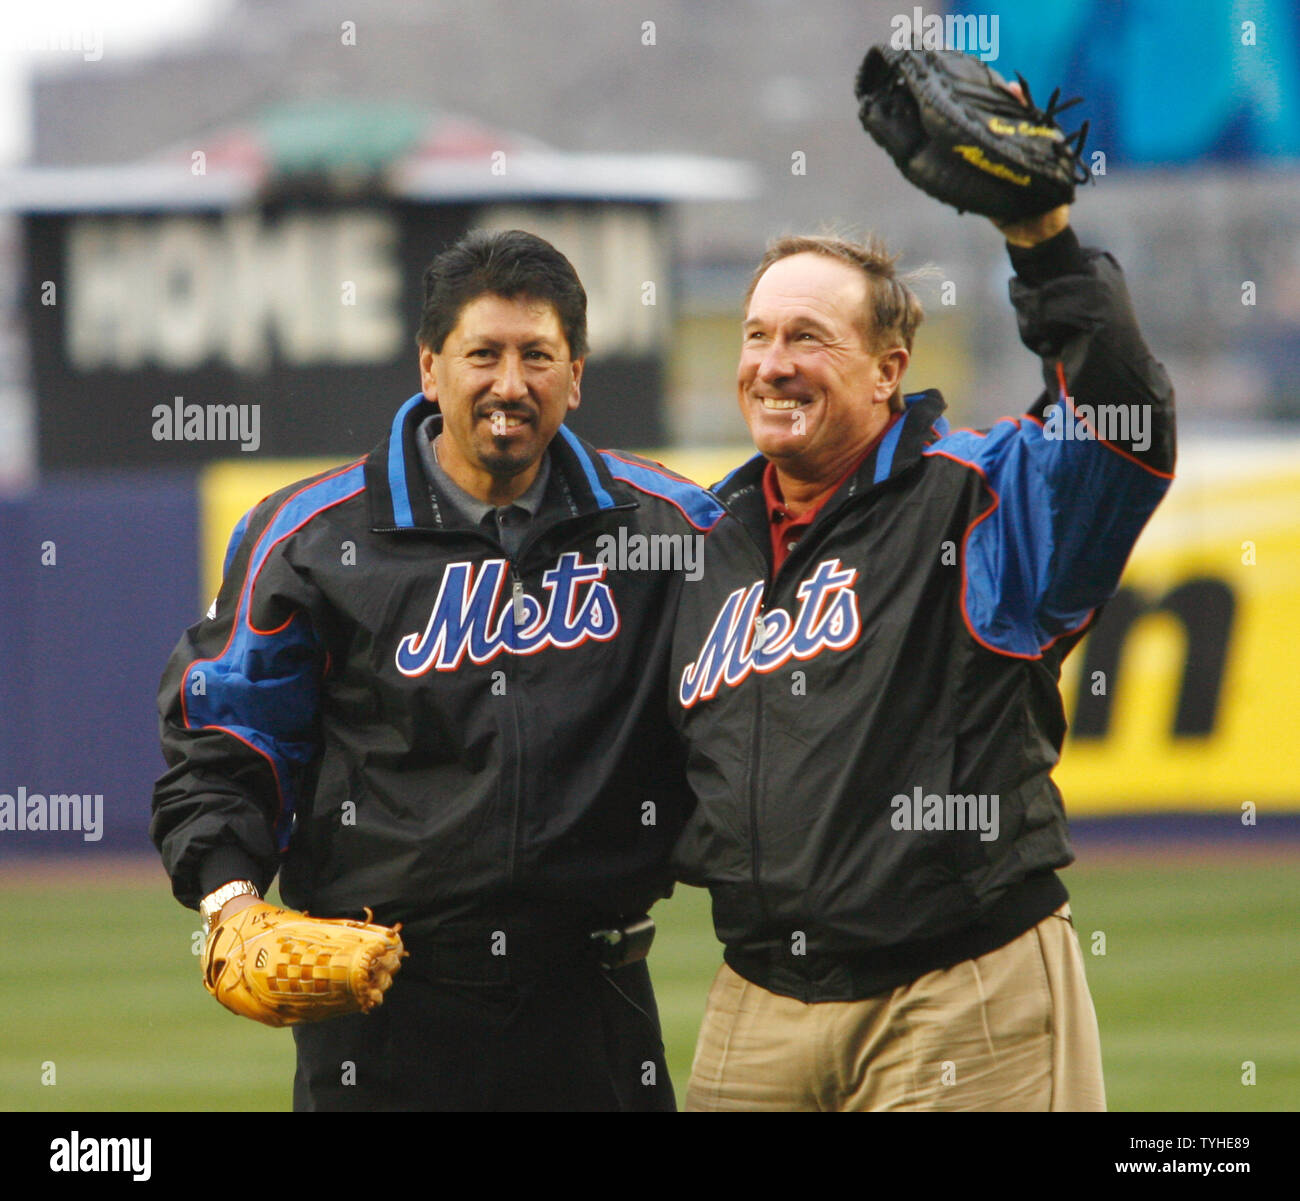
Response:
[756,395,810,411]
[481,408,534,431]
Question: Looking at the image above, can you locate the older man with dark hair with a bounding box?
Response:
[153,228,722,1111]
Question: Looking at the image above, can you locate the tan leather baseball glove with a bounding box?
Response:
[202,901,406,1028]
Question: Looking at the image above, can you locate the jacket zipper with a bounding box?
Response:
[503,566,526,891]
[496,506,637,893]
[702,491,779,931]
[746,645,768,929]
[717,484,881,939]
[374,504,639,897]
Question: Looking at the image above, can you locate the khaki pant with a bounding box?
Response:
[686,904,1105,1111]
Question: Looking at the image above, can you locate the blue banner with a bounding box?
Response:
[948,0,1300,163]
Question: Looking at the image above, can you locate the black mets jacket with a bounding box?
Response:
[152,401,723,947]
[668,228,1176,1002]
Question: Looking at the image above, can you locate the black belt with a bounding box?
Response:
[399,914,655,984]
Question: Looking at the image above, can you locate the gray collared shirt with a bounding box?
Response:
[416,414,550,557]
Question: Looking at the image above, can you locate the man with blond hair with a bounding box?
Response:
[668,195,1175,1109]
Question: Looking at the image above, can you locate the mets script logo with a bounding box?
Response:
[679,558,861,707]
[395,553,618,675]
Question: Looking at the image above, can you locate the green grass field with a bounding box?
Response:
[2,853,1296,1111]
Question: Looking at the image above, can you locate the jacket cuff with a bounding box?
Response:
[1007,225,1089,286]
[197,846,266,901]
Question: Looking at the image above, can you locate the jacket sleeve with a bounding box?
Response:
[927,225,1176,658]
[151,496,325,909]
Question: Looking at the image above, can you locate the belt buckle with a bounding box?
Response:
[589,915,655,970]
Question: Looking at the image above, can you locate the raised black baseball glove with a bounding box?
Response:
[854,45,1090,221]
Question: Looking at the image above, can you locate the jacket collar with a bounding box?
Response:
[364,393,638,532]
[713,389,949,507]
[710,390,949,559]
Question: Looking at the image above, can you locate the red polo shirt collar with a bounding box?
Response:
[761,412,901,574]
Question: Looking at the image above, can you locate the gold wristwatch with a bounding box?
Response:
[199,880,261,933]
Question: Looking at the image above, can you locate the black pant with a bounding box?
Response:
[292,955,675,1111]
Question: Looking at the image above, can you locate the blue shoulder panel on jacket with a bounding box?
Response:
[927,416,1171,658]
[600,451,725,531]
[926,422,1055,657]
[245,462,366,588]
[184,461,366,849]
[222,509,251,578]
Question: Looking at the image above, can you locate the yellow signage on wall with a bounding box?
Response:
[1052,443,1300,812]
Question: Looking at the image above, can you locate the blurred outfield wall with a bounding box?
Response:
[2,436,1296,860]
